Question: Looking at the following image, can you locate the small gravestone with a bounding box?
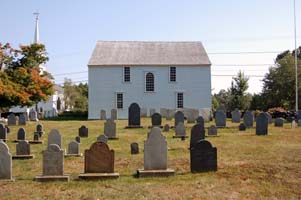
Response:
[140,108,147,117]
[126,103,143,128]
[215,110,226,127]
[231,109,241,123]
[174,111,185,127]
[97,134,108,144]
[151,113,162,127]
[163,124,170,132]
[291,120,296,128]
[79,125,88,137]
[35,144,69,182]
[7,113,16,126]
[35,124,44,137]
[208,125,217,136]
[111,109,117,120]
[0,124,7,142]
[79,141,119,179]
[15,128,26,142]
[196,116,205,127]
[173,122,187,138]
[149,108,156,117]
[100,110,106,120]
[66,141,82,157]
[239,123,246,131]
[75,136,80,143]
[137,127,174,177]
[190,140,217,173]
[48,129,62,148]
[274,118,284,127]
[256,112,268,135]
[243,111,254,128]
[190,124,205,148]
[0,141,13,181]
[131,142,139,154]
[18,113,27,126]
[12,140,34,159]
[166,109,174,120]
[104,119,118,139]
[29,110,38,121]
[29,132,43,144]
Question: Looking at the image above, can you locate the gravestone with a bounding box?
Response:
[256,112,268,135]
[104,119,117,139]
[29,110,38,121]
[48,129,62,148]
[17,128,26,141]
[35,144,69,182]
[0,124,7,142]
[12,140,34,159]
[298,119,301,127]
[29,132,43,144]
[149,108,156,117]
[190,140,217,173]
[131,142,139,154]
[127,103,142,128]
[174,111,184,127]
[18,113,27,126]
[140,108,147,117]
[35,124,44,137]
[200,108,211,122]
[7,113,16,126]
[215,110,226,127]
[174,122,187,138]
[97,134,108,144]
[208,125,217,136]
[292,120,296,128]
[231,109,241,123]
[190,123,205,148]
[196,116,205,127]
[111,109,117,120]
[151,113,162,127]
[185,109,197,123]
[79,125,88,137]
[66,141,82,157]
[100,110,106,120]
[0,141,13,181]
[297,110,301,121]
[239,123,246,131]
[75,136,80,143]
[163,124,170,132]
[79,141,119,179]
[274,118,284,127]
[137,127,174,177]
[243,111,254,128]
[166,109,174,120]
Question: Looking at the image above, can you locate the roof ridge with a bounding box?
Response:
[96,40,202,43]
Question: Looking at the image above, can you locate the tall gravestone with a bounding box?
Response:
[137,127,174,177]
[151,113,162,127]
[174,111,184,127]
[174,122,187,138]
[35,144,69,182]
[111,109,117,120]
[243,111,254,128]
[48,129,62,148]
[231,109,241,123]
[100,110,106,120]
[12,140,34,159]
[190,123,205,148]
[127,103,142,128]
[104,119,117,139]
[0,124,7,142]
[18,113,27,126]
[256,112,268,135]
[79,141,119,179]
[79,125,88,137]
[66,141,82,157]
[215,110,226,127]
[190,140,217,173]
[0,141,13,181]
[7,113,16,126]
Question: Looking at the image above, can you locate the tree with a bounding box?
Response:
[63,80,88,111]
[0,43,54,111]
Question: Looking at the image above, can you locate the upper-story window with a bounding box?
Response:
[169,66,176,82]
[145,72,155,92]
[124,67,131,82]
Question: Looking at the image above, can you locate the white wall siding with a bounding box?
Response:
[88,66,211,119]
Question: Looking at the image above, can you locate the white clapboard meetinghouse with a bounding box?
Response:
[88,41,211,119]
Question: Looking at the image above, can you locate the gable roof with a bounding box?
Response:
[88,41,211,66]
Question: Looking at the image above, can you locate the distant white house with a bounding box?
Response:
[88,41,212,119]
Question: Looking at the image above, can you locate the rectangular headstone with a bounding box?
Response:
[79,125,88,137]
[104,119,117,139]
[7,113,16,126]
[100,110,106,120]
[43,144,64,176]
[0,141,13,180]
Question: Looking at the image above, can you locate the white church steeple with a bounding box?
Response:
[33,12,40,44]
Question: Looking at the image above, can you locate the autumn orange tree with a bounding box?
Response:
[0,43,54,111]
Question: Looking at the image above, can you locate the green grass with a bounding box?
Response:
[1,118,301,200]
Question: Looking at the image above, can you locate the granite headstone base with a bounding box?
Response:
[125,125,143,129]
[35,175,70,182]
[136,169,175,178]
[78,172,120,180]
[12,154,34,160]
[64,153,83,157]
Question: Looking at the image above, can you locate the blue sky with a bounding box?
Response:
[0,0,300,93]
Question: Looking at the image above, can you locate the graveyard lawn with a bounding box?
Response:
[1,119,301,200]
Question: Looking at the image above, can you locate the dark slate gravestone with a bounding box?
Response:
[7,113,16,126]
[208,125,217,136]
[215,110,226,127]
[274,118,284,127]
[190,123,205,148]
[131,142,139,154]
[18,113,27,126]
[34,133,40,141]
[35,124,44,137]
[256,112,268,135]
[231,109,241,123]
[163,124,170,132]
[196,116,205,127]
[243,111,254,128]
[151,113,162,127]
[190,140,217,173]
[239,123,246,131]
[17,128,26,141]
[0,124,7,141]
[75,136,80,143]
[79,125,88,137]
[127,103,142,128]
[174,111,185,127]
